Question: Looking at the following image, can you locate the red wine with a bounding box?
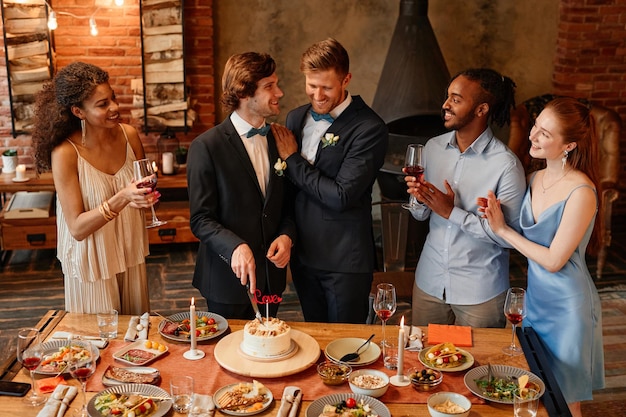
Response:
[405,166,424,180]
[506,313,524,325]
[137,178,157,189]
[71,367,94,382]
[376,309,393,321]
[21,357,41,371]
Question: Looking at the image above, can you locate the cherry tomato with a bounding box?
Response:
[443,357,450,363]
[434,350,441,356]
[207,318,216,325]
[345,398,356,408]
[196,330,201,337]
[209,327,218,333]
[457,353,463,361]
[201,316,209,323]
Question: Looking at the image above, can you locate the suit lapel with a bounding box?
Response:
[224,121,265,198]
[313,97,360,162]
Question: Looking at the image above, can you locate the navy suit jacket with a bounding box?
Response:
[187,117,296,304]
[285,95,388,273]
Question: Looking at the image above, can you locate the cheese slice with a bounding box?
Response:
[518,374,530,396]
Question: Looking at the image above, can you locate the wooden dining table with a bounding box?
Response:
[3,310,552,417]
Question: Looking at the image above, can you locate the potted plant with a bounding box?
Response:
[175,146,188,165]
[2,149,18,174]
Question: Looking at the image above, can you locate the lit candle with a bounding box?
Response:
[397,315,405,377]
[15,164,26,181]
[162,152,174,174]
[190,297,196,352]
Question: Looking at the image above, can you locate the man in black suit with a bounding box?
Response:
[272,38,388,323]
[187,52,296,319]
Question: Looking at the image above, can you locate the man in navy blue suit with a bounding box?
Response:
[272,38,388,323]
[187,52,296,319]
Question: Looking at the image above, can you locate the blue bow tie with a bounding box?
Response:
[310,110,334,123]
[246,125,271,138]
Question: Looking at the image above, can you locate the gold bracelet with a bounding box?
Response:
[102,200,118,219]
[98,203,113,221]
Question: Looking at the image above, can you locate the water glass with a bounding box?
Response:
[381,339,398,370]
[97,310,118,340]
[514,388,540,417]
[171,375,194,413]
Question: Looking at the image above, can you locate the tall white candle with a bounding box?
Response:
[190,297,196,352]
[162,152,174,174]
[397,316,405,377]
[15,164,26,180]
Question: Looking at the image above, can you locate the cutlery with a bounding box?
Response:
[246,282,263,322]
[51,332,103,341]
[486,363,494,393]
[339,334,375,362]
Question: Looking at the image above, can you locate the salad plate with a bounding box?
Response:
[306,393,390,417]
[324,338,381,366]
[35,339,100,375]
[88,383,172,417]
[418,347,474,372]
[464,364,545,404]
[158,311,228,342]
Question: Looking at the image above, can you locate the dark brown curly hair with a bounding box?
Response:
[32,62,109,172]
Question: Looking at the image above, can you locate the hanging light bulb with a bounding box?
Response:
[47,10,58,30]
[89,17,98,36]
[115,0,124,6]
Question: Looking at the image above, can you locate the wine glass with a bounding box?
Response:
[402,144,424,210]
[68,340,97,417]
[133,158,167,228]
[373,283,397,346]
[503,287,527,356]
[16,328,47,406]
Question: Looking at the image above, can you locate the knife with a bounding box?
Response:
[246,282,263,322]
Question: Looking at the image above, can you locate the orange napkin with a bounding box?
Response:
[427,324,473,347]
[36,375,65,394]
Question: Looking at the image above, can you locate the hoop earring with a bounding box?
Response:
[562,149,569,170]
[81,119,86,146]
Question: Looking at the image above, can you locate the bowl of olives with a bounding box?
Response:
[409,367,443,391]
[317,361,352,385]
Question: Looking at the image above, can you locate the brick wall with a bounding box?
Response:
[552,0,626,216]
[0,0,214,165]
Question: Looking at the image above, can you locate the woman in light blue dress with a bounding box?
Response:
[482,97,604,417]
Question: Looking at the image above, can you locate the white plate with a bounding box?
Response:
[324,337,381,366]
[213,382,273,415]
[35,339,100,375]
[306,393,390,417]
[113,340,168,366]
[418,347,474,372]
[464,364,546,404]
[88,383,172,417]
[12,177,29,182]
[102,365,160,386]
[158,311,228,342]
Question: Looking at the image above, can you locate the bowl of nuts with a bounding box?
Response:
[348,369,390,398]
[409,367,443,391]
[317,361,352,385]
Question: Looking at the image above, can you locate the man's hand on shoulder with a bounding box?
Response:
[271,123,298,160]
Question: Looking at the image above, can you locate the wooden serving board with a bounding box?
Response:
[214,329,320,378]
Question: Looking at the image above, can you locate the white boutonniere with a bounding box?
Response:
[321,133,339,148]
[274,158,287,176]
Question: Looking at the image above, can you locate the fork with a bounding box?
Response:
[486,363,494,393]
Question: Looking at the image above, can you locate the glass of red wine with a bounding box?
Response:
[503,287,527,356]
[373,283,397,348]
[16,328,47,406]
[402,144,425,210]
[68,339,97,417]
[133,158,167,228]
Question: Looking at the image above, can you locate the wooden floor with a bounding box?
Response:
[1,224,625,415]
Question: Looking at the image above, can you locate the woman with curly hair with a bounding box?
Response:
[32,61,154,315]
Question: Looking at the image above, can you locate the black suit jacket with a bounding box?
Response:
[285,95,388,273]
[187,117,296,304]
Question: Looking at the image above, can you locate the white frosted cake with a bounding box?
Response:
[241,317,292,357]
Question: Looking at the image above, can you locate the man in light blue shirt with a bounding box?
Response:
[405,68,526,327]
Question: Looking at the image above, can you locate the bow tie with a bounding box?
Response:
[310,110,334,123]
[246,125,271,138]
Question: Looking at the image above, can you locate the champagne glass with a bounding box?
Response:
[68,340,97,417]
[373,283,397,346]
[16,328,47,406]
[133,158,167,228]
[402,144,425,210]
[503,287,527,356]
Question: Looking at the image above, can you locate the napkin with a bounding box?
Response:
[288,390,303,417]
[51,331,108,349]
[405,325,423,351]
[190,394,216,417]
[138,312,150,339]
[124,315,139,341]
[36,384,78,417]
[37,375,64,394]
[277,386,301,417]
[427,323,473,347]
